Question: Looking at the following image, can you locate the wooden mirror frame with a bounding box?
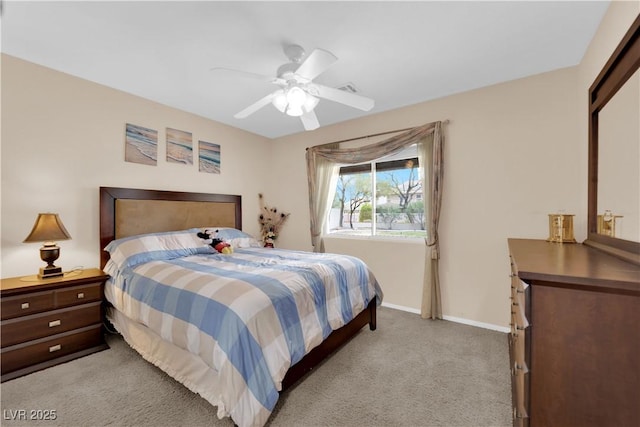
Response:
[584,14,640,265]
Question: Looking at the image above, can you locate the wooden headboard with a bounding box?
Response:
[99,187,242,269]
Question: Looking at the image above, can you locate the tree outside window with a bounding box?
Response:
[333,169,372,232]
[329,145,426,238]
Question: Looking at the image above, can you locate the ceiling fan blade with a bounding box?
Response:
[294,48,338,81]
[300,110,320,131]
[211,67,286,85]
[234,92,276,119]
[314,84,375,111]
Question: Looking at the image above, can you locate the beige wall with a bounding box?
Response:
[578,1,639,86]
[1,55,272,278]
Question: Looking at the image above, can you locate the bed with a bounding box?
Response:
[99,186,381,427]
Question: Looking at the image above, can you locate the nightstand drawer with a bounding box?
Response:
[1,302,101,347]
[1,325,103,374]
[56,282,102,307]
[1,290,54,320]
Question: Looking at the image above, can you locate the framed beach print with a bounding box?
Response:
[125,123,158,166]
[166,128,193,165]
[198,140,220,174]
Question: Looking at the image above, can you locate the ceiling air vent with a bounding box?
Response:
[337,82,359,93]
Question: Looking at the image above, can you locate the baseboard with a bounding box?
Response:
[381,301,421,314]
[442,315,510,333]
[381,302,509,333]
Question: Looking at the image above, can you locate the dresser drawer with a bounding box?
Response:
[509,329,530,427]
[511,331,527,371]
[1,325,103,374]
[511,276,527,293]
[1,302,101,347]
[56,282,102,307]
[509,256,517,275]
[1,290,54,320]
[511,283,528,327]
[512,362,529,420]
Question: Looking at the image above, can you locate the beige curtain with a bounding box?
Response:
[306,121,445,318]
[418,121,444,319]
[306,144,340,251]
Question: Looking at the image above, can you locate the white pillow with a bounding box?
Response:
[201,227,262,249]
[104,228,214,270]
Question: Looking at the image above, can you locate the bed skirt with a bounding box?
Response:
[106,307,232,420]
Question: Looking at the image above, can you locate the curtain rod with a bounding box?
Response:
[325,127,414,146]
[307,119,449,149]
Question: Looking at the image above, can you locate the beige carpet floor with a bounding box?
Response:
[0,307,511,427]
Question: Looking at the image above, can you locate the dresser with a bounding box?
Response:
[507,239,640,427]
[1,268,109,382]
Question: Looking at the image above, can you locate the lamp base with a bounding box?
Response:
[38,244,63,279]
[38,265,63,280]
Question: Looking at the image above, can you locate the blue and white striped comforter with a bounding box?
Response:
[105,247,382,427]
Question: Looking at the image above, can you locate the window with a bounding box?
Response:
[328,145,426,238]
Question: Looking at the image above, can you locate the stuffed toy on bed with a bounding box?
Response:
[197,229,233,254]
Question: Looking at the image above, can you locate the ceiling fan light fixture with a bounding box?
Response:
[304,94,319,112]
[286,105,304,117]
[286,86,307,108]
[272,90,287,113]
[273,86,319,117]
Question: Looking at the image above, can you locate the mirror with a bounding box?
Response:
[586,14,640,265]
[597,68,639,241]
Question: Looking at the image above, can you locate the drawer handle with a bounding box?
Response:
[77,292,85,299]
[48,320,61,328]
[21,302,30,309]
[49,344,61,353]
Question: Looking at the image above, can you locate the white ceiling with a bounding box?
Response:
[1,1,609,139]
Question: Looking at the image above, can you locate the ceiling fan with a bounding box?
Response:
[213,44,375,131]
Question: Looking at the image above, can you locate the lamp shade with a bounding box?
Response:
[23,213,71,243]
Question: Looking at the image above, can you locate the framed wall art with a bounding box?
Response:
[125,123,158,166]
[166,127,193,165]
[198,140,220,174]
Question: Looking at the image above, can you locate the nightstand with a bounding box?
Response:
[1,268,109,382]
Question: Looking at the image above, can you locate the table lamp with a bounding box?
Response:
[23,213,71,279]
